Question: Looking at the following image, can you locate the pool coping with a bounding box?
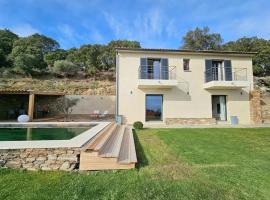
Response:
[0,122,111,150]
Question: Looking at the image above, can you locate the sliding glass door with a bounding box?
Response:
[146,95,163,121]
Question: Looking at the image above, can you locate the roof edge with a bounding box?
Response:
[115,47,256,56]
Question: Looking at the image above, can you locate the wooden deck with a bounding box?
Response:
[79,123,137,170]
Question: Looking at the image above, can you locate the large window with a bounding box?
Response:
[146,95,163,121]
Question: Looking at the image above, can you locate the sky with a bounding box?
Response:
[0,0,270,49]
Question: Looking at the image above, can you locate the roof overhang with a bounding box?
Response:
[116,48,256,57]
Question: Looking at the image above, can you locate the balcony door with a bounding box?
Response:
[147,59,161,79]
[212,60,224,81]
[140,58,168,80]
[205,60,232,82]
[146,95,163,121]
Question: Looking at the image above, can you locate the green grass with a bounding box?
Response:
[1,128,270,200]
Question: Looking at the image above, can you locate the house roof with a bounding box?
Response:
[0,89,65,96]
[115,47,256,57]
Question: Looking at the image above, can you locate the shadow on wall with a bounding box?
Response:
[133,129,149,169]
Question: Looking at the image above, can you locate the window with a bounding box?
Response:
[146,95,163,121]
[183,59,190,71]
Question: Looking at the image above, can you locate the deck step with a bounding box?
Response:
[84,123,116,151]
[94,123,118,151]
[118,127,137,164]
[79,151,135,170]
[79,125,137,171]
[81,122,115,152]
[99,125,125,157]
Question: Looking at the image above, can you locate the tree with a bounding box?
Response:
[182,27,223,50]
[55,97,79,121]
[100,40,141,70]
[44,49,67,68]
[0,29,19,55]
[0,29,19,67]
[52,60,79,77]
[9,33,60,74]
[0,49,6,67]
[222,37,270,76]
[13,54,39,75]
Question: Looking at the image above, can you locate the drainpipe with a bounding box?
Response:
[115,51,119,121]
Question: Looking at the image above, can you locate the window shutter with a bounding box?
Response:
[205,60,212,82]
[140,58,147,79]
[161,58,168,80]
[224,60,232,81]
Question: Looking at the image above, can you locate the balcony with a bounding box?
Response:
[138,65,178,89]
[204,67,250,89]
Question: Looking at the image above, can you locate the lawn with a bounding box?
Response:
[1,128,270,200]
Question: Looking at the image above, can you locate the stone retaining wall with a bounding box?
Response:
[165,118,216,125]
[250,90,270,124]
[250,90,263,124]
[0,148,80,171]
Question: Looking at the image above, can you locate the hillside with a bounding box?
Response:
[0,75,115,95]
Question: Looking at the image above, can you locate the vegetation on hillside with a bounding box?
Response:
[0,29,140,77]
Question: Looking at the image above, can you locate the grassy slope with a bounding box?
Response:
[0,128,270,200]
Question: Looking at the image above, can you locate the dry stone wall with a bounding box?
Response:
[0,148,80,171]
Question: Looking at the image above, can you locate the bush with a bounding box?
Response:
[52,60,79,77]
[133,121,143,130]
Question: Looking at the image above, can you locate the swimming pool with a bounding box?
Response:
[0,122,111,149]
[0,127,90,141]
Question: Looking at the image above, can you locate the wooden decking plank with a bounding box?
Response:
[94,124,118,151]
[99,125,125,157]
[81,122,115,152]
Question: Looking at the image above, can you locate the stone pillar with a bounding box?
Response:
[250,90,262,124]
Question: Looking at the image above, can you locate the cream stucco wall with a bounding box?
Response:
[117,50,254,125]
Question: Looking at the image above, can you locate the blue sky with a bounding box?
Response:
[0,0,269,49]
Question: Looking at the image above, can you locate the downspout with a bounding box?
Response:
[115,51,119,120]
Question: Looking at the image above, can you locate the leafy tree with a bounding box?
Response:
[100,40,141,70]
[44,49,67,68]
[9,33,59,74]
[0,29,18,67]
[52,60,79,77]
[0,29,19,55]
[182,27,223,50]
[13,54,39,75]
[222,37,270,76]
[0,49,6,67]
[55,97,79,121]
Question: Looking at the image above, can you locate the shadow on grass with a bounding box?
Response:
[133,129,149,169]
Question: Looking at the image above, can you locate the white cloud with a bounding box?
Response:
[103,8,180,48]
[10,24,39,37]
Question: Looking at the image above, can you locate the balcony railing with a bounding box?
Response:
[138,65,176,80]
[205,67,247,83]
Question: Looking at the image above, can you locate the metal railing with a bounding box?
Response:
[138,65,177,80]
[205,67,247,83]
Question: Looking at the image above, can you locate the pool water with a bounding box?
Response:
[0,127,90,141]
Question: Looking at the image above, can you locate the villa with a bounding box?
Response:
[116,48,255,126]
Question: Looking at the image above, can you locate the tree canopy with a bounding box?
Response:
[181,27,223,50]
[222,37,270,76]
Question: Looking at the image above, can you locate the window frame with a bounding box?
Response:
[183,58,190,72]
